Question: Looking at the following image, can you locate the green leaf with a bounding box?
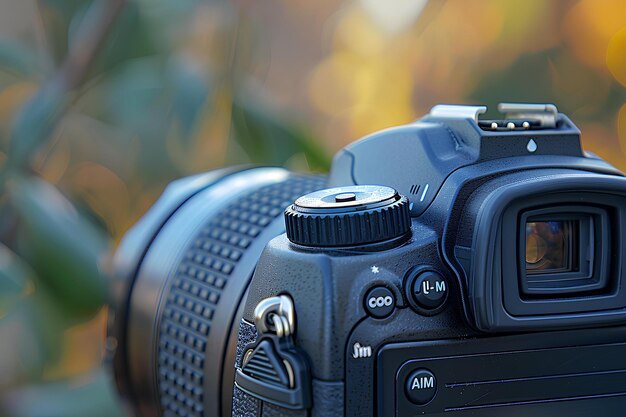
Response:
[98,57,183,182]
[0,41,41,78]
[231,95,331,172]
[8,176,110,318]
[7,82,69,171]
[166,56,213,143]
[0,244,31,311]
[101,57,166,135]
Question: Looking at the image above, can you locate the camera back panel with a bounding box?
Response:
[378,328,626,416]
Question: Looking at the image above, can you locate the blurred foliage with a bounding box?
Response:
[0,0,331,415]
[2,370,125,417]
[10,176,109,317]
[0,0,623,416]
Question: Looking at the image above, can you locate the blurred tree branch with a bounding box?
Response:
[48,0,127,90]
[7,0,127,176]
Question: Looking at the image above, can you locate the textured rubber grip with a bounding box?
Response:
[156,175,326,417]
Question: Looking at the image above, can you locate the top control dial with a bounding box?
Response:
[284,185,411,247]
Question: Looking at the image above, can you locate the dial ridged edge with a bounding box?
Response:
[284,196,411,247]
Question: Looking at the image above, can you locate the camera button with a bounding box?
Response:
[405,368,437,405]
[412,271,448,310]
[365,286,395,318]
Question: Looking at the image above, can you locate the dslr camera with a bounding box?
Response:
[109,103,626,417]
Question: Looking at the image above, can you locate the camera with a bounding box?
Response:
[108,103,626,417]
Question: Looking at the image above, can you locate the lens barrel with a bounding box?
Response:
[108,168,325,417]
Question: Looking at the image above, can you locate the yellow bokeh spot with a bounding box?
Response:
[564,0,626,69]
[335,8,386,56]
[0,81,38,125]
[308,53,360,117]
[308,51,414,136]
[69,162,131,238]
[607,26,626,86]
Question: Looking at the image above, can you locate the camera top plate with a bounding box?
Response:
[329,103,584,216]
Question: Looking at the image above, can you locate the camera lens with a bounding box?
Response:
[525,220,577,274]
[109,168,325,417]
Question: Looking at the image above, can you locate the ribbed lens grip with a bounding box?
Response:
[284,186,411,247]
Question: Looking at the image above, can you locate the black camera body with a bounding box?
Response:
[110,104,626,417]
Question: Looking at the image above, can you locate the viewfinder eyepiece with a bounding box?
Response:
[525,220,578,275]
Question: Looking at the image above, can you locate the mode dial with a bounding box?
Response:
[284,185,411,247]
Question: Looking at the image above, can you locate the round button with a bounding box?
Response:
[405,368,437,405]
[364,286,395,318]
[335,192,357,202]
[411,271,448,310]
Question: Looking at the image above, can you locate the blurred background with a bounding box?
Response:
[0,0,624,415]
